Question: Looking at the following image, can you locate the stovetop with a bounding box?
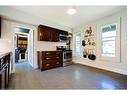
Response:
[57,50,72,52]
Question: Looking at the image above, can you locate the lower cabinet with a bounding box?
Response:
[5,64,9,88]
[37,51,62,71]
[0,53,11,89]
[0,68,6,89]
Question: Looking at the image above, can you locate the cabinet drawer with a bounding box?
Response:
[42,56,61,62]
[42,51,61,56]
[54,61,62,67]
[42,56,53,61]
[38,51,62,71]
[54,56,61,59]
[54,51,61,55]
[42,62,53,70]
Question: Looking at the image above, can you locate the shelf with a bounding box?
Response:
[18,44,27,45]
[83,26,96,60]
[84,36,96,38]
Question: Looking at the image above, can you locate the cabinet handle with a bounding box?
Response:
[46,64,50,66]
[46,53,50,54]
[40,33,42,36]
[46,58,50,60]
[56,62,59,64]
[1,59,4,63]
[56,53,59,54]
[56,57,59,59]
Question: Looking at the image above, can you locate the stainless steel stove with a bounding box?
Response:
[56,46,72,66]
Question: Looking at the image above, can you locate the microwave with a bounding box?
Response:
[59,34,68,41]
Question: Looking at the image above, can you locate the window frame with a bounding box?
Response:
[97,17,121,63]
[74,32,82,56]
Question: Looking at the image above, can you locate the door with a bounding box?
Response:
[38,25,50,41]
[50,29,59,42]
[5,65,9,88]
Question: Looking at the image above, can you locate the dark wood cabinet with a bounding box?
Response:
[5,64,9,88]
[38,25,59,41]
[0,53,11,89]
[0,68,6,89]
[37,51,62,71]
[50,29,59,42]
[38,25,51,41]
[38,25,68,42]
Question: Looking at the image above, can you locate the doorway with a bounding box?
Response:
[14,27,34,68]
[15,32,29,63]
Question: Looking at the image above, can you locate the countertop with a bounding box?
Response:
[0,52,11,58]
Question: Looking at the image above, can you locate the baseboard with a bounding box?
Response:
[28,61,33,68]
[73,60,127,76]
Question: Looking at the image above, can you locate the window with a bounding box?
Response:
[101,23,117,57]
[74,33,81,55]
[98,17,120,62]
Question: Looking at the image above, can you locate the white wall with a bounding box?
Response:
[0,20,13,52]
[0,18,68,72]
[0,7,71,32]
[73,10,127,75]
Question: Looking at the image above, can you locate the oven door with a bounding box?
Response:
[63,51,72,62]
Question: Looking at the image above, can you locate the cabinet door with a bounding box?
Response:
[42,61,53,70]
[50,29,59,42]
[38,25,50,41]
[5,65,9,88]
[54,61,62,67]
[0,68,6,89]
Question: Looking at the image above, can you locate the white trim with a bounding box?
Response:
[11,22,35,72]
[73,59,127,75]
[15,31,29,36]
[97,17,121,63]
[28,60,33,67]
[18,53,28,62]
[73,32,82,56]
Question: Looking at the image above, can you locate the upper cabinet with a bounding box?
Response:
[38,25,68,42]
[50,28,59,42]
[38,25,51,41]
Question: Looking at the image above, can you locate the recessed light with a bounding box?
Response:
[67,7,77,15]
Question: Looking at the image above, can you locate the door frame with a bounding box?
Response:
[11,22,35,73]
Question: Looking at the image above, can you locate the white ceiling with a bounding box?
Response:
[3,6,127,28]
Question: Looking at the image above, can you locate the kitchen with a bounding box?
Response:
[0,6,127,90]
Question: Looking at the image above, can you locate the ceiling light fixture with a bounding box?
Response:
[67,7,77,15]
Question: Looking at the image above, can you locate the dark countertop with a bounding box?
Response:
[37,50,72,52]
